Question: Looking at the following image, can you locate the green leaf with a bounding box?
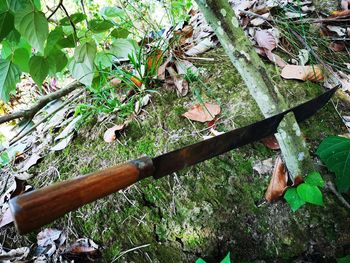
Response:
[6,29,21,43]
[100,6,125,18]
[29,55,49,86]
[0,151,10,167]
[195,259,206,263]
[14,5,49,52]
[0,10,14,42]
[47,49,67,74]
[0,59,21,102]
[8,0,32,13]
[316,136,350,192]
[1,40,13,59]
[304,172,325,187]
[95,52,114,69]
[111,39,139,59]
[111,28,129,39]
[297,183,323,206]
[89,19,114,33]
[337,255,350,263]
[45,27,64,55]
[220,252,231,263]
[284,188,306,212]
[59,13,86,26]
[33,0,41,10]
[69,41,96,86]
[13,48,30,72]
[57,34,76,48]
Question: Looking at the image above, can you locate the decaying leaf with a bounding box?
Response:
[261,135,280,150]
[253,158,274,175]
[19,153,42,172]
[61,238,101,262]
[103,123,126,143]
[265,50,287,68]
[183,103,221,123]
[134,94,151,114]
[185,38,216,56]
[265,156,288,202]
[0,208,13,228]
[255,29,277,51]
[281,64,324,82]
[0,247,30,261]
[36,228,66,257]
[50,133,74,151]
[55,115,82,141]
[166,66,189,96]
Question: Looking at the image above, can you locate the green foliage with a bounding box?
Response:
[316,136,350,192]
[338,255,350,263]
[29,55,49,86]
[196,252,231,263]
[0,59,21,102]
[284,171,324,211]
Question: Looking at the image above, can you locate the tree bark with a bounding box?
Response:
[194,0,314,181]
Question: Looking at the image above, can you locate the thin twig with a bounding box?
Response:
[113,244,150,262]
[60,3,78,42]
[0,81,83,125]
[47,0,63,20]
[326,181,350,210]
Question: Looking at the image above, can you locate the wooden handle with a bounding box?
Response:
[9,156,154,234]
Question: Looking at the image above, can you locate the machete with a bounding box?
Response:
[9,87,338,234]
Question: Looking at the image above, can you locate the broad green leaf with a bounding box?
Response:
[45,27,64,55]
[60,13,86,26]
[0,11,14,42]
[47,49,67,74]
[100,6,125,18]
[8,0,32,13]
[6,29,21,43]
[29,55,49,86]
[317,136,350,192]
[0,59,21,102]
[95,52,114,69]
[15,6,49,52]
[220,252,231,263]
[338,255,350,263]
[89,19,114,33]
[111,28,129,39]
[284,188,305,212]
[0,151,10,167]
[13,48,30,72]
[1,40,12,59]
[69,41,96,86]
[33,0,41,10]
[297,183,323,206]
[195,259,206,263]
[111,39,139,59]
[57,34,76,48]
[304,172,325,187]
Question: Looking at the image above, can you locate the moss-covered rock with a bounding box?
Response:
[5,48,349,262]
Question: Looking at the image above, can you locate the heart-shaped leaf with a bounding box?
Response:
[29,55,49,86]
[316,136,350,192]
[297,183,323,206]
[304,172,325,188]
[284,188,306,212]
[0,59,21,102]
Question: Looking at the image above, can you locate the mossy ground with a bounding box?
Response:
[5,48,350,262]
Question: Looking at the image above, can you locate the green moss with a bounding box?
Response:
[18,47,349,262]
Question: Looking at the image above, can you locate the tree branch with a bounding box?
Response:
[47,0,63,20]
[0,81,84,125]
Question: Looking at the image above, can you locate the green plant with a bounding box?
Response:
[316,136,350,193]
[284,171,325,211]
[196,252,231,263]
[338,255,350,263]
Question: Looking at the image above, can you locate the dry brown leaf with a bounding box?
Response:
[261,135,280,150]
[0,208,13,228]
[255,29,277,51]
[157,56,172,80]
[61,238,101,262]
[109,78,122,87]
[166,66,189,96]
[265,50,287,68]
[265,156,288,202]
[280,64,324,82]
[183,103,221,123]
[330,9,350,17]
[329,42,346,52]
[103,124,126,143]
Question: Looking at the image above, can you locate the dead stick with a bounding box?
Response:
[0,81,83,125]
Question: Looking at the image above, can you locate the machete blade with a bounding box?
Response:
[152,87,338,179]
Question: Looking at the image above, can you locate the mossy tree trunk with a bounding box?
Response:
[194,0,314,181]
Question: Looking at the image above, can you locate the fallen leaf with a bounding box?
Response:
[185,38,216,56]
[146,49,163,72]
[183,103,221,123]
[19,153,42,172]
[261,135,280,150]
[109,78,122,87]
[341,0,350,10]
[174,60,199,76]
[0,208,13,228]
[166,66,189,96]
[51,133,74,151]
[281,64,324,82]
[103,124,126,143]
[265,50,287,68]
[265,156,288,202]
[330,9,350,17]
[0,247,30,261]
[135,94,151,114]
[255,29,277,51]
[55,115,82,141]
[253,158,274,175]
[37,228,63,247]
[158,56,172,80]
[327,25,346,36]
[130,76,142,88]
[329,42,346,52]
[61,238,101,262]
